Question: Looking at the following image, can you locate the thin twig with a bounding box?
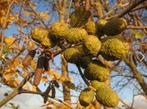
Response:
[67,0,73,20]
[76,65,90,86]
[131,5,147,12]
[124,55,147,96]
[20,90,72,108]
[118,0,146,17]
[29,4,49,29]
[127,25,147,29]
[0,72,34,107]
[0,0,15,56]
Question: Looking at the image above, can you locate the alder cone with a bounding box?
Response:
[79,88,95,106]
[100,37,130,59]
[49,22,68,39]
[84,61,110,82]
[31,27,56,48]
[103,17,127,36]
[83,35,101,56]
[63,46,85,64]
[41,36,57,48]
[91,80,106,90]
[95,86,119,107]
[96,19,107,36]
[65,28,88,44]
[85,20,96,35]
[31,27,47,42]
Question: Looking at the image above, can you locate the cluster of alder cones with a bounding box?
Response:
[23,7,130,108]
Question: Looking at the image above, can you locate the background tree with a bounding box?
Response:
[0,0,147,109]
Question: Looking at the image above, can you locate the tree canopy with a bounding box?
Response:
[0,0,147,109]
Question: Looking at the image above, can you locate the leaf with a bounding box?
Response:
[41,76,48,82]
[15,79,21,84]
[6,79,17,88]
[13,58,20,67]
[59,76,68,82]
[39,12,49,20]
[3,68,14,79]
[28,41,36,50]
[32,85,37,92]
[132,30,144,39]
[23,84,30,90]
[4,37,15,46]
[47,70,61,80]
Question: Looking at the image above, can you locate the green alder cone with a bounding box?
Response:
[41,36,56,48]
[31,27,56,48]
[79,88,95,107]
[103,17,127,36]
[83,35,101,56]
[84,61,110,82]
[63,46,85,64]
[96,19,107,36]
[65,28,88,44]
[100,37,130,60]
[96,86,119,107]
[91,80,106,90]
[85,20,96,35]
[49,21,68,39]
[31,27,47,42]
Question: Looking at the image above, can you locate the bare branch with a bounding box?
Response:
[0,0,15,56]
[76,65,90,86]
[118,0,146,17]
[124,55,147,96]
[0,72,34,107]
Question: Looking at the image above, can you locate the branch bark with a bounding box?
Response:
[118,0,146,17]
[124,55,147,96]
[0,72,34,107]
[76,65,90,86]
[127,25,147,29]
[61,54,71,104]
[0,0,15,56]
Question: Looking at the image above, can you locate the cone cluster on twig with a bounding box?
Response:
[29,9,129,108]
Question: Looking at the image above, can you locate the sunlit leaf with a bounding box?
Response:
[41,76,48,82]
[4,37,15,46]
[39,12,49,20]
[6,79,17,88]
[132,30,144,39]
[32,85,37,92]
[23,84,30,90]
[47,70,61,80]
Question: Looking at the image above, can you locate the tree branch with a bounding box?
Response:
[118,0,146,17]
[0,72,34,107]
[76,65,90,86]
[0,0,15,56]
[127,25,147,29]
[20,89,72,109]
[124,55,147,96]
